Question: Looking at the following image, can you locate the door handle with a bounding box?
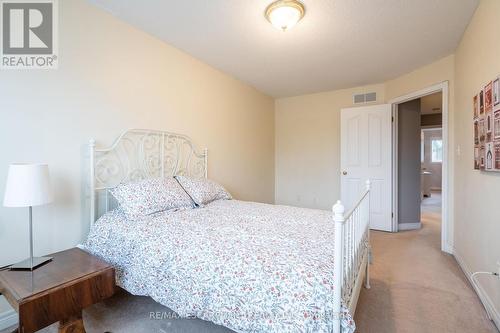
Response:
[342,171,348,175]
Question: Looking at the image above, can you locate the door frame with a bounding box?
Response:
[388,81,452,254]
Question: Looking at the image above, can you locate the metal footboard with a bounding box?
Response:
[332,180,371,332]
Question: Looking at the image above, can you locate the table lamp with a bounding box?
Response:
[3,163,53,270]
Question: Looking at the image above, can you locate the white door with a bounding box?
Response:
[341,104,393,231]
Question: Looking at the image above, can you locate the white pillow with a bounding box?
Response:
[110,178,194,220]
[175,176,232,206]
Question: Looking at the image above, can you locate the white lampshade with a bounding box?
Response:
[3,164,53,207]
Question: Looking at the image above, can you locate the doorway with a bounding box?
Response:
[421,126,443,216]
[390,82,451,253]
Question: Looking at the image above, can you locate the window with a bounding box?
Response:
[431,139,443,162]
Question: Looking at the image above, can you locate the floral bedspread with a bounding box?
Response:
[84,200,355,333]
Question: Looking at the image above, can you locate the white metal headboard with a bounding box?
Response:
[89,129,207,226]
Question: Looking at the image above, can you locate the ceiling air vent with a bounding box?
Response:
[353,92,377,104]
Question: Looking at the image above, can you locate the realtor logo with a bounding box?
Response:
[1,0,58,69]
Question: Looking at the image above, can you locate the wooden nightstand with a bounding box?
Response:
[0,248,115,333]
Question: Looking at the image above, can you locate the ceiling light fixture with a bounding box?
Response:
[265,0,305,31]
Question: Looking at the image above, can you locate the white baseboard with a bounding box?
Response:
[0,309,17,331]
[453,248,500,331]
[398,222,421,231]
[442,242,454,254]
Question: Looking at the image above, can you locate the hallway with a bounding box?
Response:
[354,193,497,332]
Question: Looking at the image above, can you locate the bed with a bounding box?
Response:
[84,129,372,333]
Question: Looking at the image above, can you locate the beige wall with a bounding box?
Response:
[275,55,454,210]
[385,55,455,101]
[454,0,500,321]
[0,0,275,267]
[275,84,385,209]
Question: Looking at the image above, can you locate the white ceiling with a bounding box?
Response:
[90,0,478,97]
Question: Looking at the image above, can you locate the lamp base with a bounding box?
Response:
[10,256,53,270]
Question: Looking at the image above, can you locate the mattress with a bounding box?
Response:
[84,199,355,333]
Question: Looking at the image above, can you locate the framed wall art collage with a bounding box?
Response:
[473,76,500,171]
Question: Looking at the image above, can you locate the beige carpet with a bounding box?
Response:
[3,193,497,332]
[355,192,498,332]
